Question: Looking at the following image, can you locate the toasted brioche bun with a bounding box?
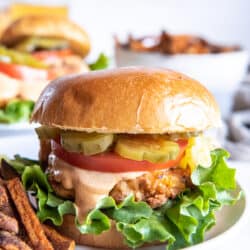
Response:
[0,10,11,38]
[31,67,220,134]
[1,15,90,57]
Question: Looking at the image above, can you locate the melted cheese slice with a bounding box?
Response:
[180,135,219,171]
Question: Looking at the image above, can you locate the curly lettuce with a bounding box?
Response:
[89,53,110,70]
[0,99,34,124]
[3,149,240,250]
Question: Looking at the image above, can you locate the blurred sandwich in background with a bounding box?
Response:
[0,15,90,124]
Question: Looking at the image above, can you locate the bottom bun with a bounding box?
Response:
[56,215,129,249]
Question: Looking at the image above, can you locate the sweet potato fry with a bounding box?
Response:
[0,211,18,234]
[0,230,31,250]
[43,224,75,250]
[117,31,240,54]
[6,178,54,250]
[0,182,15,218]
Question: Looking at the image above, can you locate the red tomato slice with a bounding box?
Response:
[32,49,72,61]
[0,61,48,80]
[51,139,188,173]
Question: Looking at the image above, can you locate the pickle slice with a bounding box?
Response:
[61,132,114,156]
[0,46,47,69]
[35,126,61,139]
[15,37,68,52]
[114,135,179,163]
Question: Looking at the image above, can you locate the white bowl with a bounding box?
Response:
[115,47,249,118]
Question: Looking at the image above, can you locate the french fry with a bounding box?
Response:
[43,224,75,250]
[0,211,18,234]
[0,182,15,218]
[1,162,76,249]
[0,230,31,250]
[6,178,54,250]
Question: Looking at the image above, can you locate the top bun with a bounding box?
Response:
[31,67,221,134]
[1,15,90,57]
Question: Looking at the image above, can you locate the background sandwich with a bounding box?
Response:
[0,15,95,124]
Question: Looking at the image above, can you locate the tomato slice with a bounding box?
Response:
[32,49,72,61]
[0,61,48,81]
[51,139,188,173]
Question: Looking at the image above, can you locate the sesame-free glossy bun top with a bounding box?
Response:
[1,15,90,57]
[31,67,221,133]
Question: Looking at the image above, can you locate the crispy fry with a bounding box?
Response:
[18,227,32,249]
[0,230,31,250]
[43,224,75,250]
[6,178,54,250]
[0,212,18,234]
[1,163,75,249]
[117,31,240,54]
[0,182,15,218]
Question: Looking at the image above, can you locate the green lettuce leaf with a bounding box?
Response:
[3,149,240,250]
[0,99,34,123]
[4,155,76,226]
[89,53,110,70]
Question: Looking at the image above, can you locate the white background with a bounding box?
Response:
[69,0,250,59]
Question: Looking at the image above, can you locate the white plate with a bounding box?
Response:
[0,122,39,137]
[0,135,249,250]
[0,133,38,158]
